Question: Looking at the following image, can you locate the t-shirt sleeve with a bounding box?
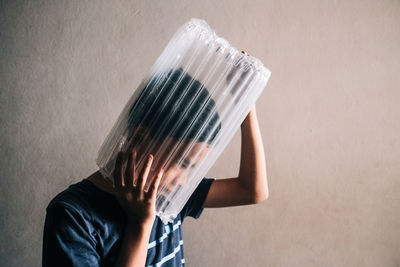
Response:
[42,202,100,267]
[181,178,215,219]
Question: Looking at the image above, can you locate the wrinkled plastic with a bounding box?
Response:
[96,18,271,223]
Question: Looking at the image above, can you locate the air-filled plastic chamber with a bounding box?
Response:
[96,18,271,223]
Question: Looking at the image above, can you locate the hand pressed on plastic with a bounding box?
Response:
[113,151,164,225]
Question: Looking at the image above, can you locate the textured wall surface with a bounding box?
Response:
[1,0,399,266]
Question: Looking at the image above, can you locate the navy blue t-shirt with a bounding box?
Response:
[42,177,214,266]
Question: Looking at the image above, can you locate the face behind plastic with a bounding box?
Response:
[124,126,210,194]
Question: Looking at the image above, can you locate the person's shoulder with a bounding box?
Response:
[179,177,215,220]
[46,179,110,214]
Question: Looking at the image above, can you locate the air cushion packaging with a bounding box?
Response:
[96,18,271,223]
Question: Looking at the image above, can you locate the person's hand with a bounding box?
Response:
[113,150,164,226]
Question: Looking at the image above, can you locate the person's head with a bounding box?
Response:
[126,68,222,191]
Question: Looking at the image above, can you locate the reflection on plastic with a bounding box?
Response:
[96,18,271,223]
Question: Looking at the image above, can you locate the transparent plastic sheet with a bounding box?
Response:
[96,18,271,223]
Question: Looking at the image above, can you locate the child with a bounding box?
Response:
[42,68,269,266]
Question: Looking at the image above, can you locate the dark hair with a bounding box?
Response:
[128,68,222,144]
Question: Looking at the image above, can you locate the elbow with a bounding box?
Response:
[253,193,268,204]
[238,174,269,204]
[254,176,269,204]
[252,188,269,204]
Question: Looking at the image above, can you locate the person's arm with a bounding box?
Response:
[203,105,269,208]
[113,152,164,267]
[114,221,153,267]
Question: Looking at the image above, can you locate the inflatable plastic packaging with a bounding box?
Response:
[96,18,271,223]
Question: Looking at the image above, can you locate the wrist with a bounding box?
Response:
[126,216,155,231]
[241,109,257,129]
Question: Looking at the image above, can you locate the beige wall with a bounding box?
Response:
[1,0,399,266]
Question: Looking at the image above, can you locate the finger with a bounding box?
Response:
[147,168,164,200]
[125,151,134,188]
[122,152,129,187]
[241,50,251,57]
[137,154,153,191]
[131,149,137,186]
[113,152,124,189]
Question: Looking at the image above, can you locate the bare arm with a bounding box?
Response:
[238,105,269,201]
[203,105,269,208]
[115,222,153,267]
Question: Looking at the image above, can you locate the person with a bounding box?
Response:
[42,67,269,267]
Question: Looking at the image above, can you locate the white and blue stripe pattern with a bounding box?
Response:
[148,240,184,267]
[148,220,182,249]
[142,179,214,266]
[146,219,185,266]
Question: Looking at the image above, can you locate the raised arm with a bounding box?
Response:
[203,105,269,208]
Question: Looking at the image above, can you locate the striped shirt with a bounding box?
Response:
[43,178,214,266]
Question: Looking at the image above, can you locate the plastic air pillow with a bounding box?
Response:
[96,18,271,223]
